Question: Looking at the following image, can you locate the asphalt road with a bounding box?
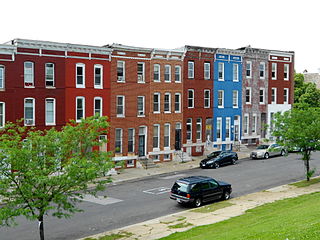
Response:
[1,152,320,240]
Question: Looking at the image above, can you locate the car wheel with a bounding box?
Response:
[194,198,202,207]
[264,153,269,159]
[232,158,236,165]
[281,150,285,156]
[214,162,219,169]
[222,191,231,200]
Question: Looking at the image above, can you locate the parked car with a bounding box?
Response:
[200,151,238,169]
[250,143,286,159]
[170,176,232,207]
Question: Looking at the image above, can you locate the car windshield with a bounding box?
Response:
[172,182,189,192]
[257,145,269,149]
[207,151,222,158]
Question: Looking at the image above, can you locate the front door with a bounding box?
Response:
[175,123,182,150]
[234,116,240,142]
[138,135,145,157]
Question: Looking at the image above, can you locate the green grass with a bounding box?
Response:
[159,192,320,240]
[290,177,320,188]
[191,201,233,213]
[84,231,133,240]
[168,222,193,229]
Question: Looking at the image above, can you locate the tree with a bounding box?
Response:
[0,116,113,240]
[272,108,320,181]
[294,73,320,109]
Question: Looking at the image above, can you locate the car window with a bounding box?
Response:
[208,180,219,188]
[172,182,189,192]
[201,182,210,190]
[190,183,202,192]
[208,151,221,158]
[257,145,269,149]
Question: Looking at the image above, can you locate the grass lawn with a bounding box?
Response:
[290,177,320,188]
[159,192,320,240]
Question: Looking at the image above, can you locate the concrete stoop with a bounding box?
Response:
[173,150,192,162]
[138,158,158,169]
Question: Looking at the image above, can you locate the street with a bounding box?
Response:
[0,152,319,240]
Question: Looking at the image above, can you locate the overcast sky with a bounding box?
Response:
[1,0,318,73]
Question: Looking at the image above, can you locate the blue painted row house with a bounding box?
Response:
[213,49,243,150]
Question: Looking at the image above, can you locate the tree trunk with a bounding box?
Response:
[306,159,310,181]
[39,215,45,240]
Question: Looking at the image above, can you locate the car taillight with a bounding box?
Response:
[186,194,190,198]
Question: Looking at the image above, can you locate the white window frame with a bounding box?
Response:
[116,95,125,117]
[252,114,257,134]
[115,128,123,153]
[204,90,210,108]
[45,63,55,88]
[196,118,202,141]
[284,64,289,80]
[174,93,181,113]
[218,62,224,81]
[244,114,249,135]
[153,93,160,113]
[99,135,108,152]
[188,89,194,108]
[245,87,252,104]
[225,117,231,140]
[24,61,34,88]
[271,88,277,104]
[94,64,103,89]
[246,61,252,78]
[164,123,170,149]
[186,118,192,141]
[76,63,85,88]
[128,128,135,153]
[175,65,181,82]
[117,61,125,82]
[153,64,160,82]
[204,62,210,80]
[272,63,277,80]
[76,96,85,122]
[284,88,289,104]
[0,65,4,89]
[259,62,265,79]
[218,90,224,108]
[233,64,239,81]
[188,61,194,79]
[45,98,56,126]
[0,102,5,128]
[164,65,171,82]
[153,124,160,150]
[232,90,238,108]
[216,117,222,142]
[137,62,145,83]
[137,96,145,116]
[259,88,265,104]
[94,97,103,117]
[24,98,35,126]
[164,93,171,113]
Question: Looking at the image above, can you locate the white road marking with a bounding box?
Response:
[143,187,171,195]
[80,194,123,205]
[160,174,186,180]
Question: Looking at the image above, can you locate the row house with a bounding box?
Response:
[213,49,243,150]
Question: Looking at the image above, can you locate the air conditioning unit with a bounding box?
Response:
[117,76,124,81]
[137,75,144,82]
[25,119,34,125]
[138,111,144,116]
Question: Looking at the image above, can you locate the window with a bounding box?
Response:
[245,87,251,104]
[24,98,35,126]
[175,93,181,113]
[196,118,202,140]
[204,62,210,80]
[99,135,107,152]
[175,66,181,82]
[284,64,289,80]
[218,90,224,108]
[153,93,160,113]
[246,61,252,78]
[272,63,277,80]
[188,89,194,108]
[270,112,275,132]
[284,88,289,104]
[94,65,103,88]
[45,98,55,125]
[94,97,102,117]
[164,123,170,148]
[204,90,210,108]
[218,62,224,80]
[0,102,5,128]
[232,90,238,108]
[259,62,265,79]
[225,117,231,140]
[188,61,194,79]
[216,117,222,141]
[244,114,249,134]
[259,88,265,104]
[164,93,171,112]
[153,64,160,82]
[137,96,145,116]
[128,128,135,153]
[137,62,145,83]
[271,88,277,104]
[76,97,85,122]
[116,95,125,117]
[117,61,125,82]
[186,118,192,140]
[24,62,34,87]
[115,128,123,153]
[205,118,213,141]
[233,64,239,81]
[0,66,4,89]
[76,63,85,88]
[164,65,171,82]
[45,63,54,87]
[252,114,257,134]
[153,124,160,149]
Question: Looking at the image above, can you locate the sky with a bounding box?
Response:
[1,0,319,73]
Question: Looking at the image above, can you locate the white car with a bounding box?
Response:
[250,144,286,159]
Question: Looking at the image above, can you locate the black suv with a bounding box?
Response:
[170,176,232,207]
